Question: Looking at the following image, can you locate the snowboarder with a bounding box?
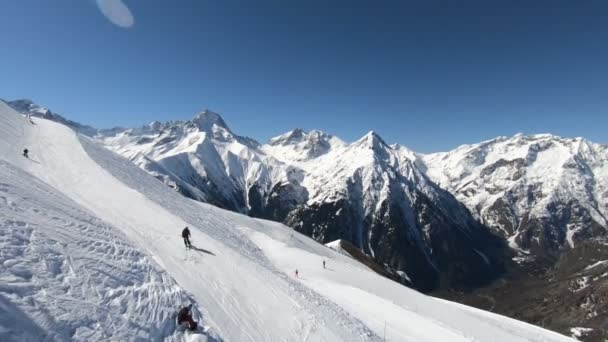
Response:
[323,260,326,269]
[182,226,192,249]
[177,304,198,331]
[22,148,29,158]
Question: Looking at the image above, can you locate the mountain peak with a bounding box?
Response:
[8,99,50,116]
[147,121,163,131]
[9,98,35,107]
[192,109,229,131]
[290,128,306,137]
[268,128,306,145]
[354,131,388,150]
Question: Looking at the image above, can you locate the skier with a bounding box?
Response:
[22,148,29,158]
[182,226,192,249]
[177,304,198,331]
[295,269,299,278]
[323,260,326,269]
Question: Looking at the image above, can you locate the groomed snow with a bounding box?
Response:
[0,160,207,341]
[0,101,575,341]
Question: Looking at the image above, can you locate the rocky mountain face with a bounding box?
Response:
[421,134,608,341]
[263,130,507,291]
[422,134,608,267]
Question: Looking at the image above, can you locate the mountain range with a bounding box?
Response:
[8,99,608,340]
[1,98,580,342]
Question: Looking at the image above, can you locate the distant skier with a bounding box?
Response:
[323,260,326,269]
[177,304,198,331]
[182,226,192,249]
[22,148,29,158]
[295,269,299,278]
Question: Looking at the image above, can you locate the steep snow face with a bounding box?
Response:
[422,134,608,256]
[0,100,576,342]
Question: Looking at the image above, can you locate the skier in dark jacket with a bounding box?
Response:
[182,226,192,249]
[22,148,29,158]
[177,304,197,330]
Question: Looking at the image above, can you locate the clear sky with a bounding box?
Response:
[1,0,607,152]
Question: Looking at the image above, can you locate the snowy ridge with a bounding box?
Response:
[96,109,289,213]
[0,100,577,340]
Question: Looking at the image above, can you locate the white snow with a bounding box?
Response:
[569,277,590,292]
[325,239,346,254]
[473,248,491,266]
[584,260,608,271]
[0,101,576,341]
[569,327,593,340]
[565,223,582,248]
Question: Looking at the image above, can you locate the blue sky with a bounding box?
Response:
[1,0,607,152]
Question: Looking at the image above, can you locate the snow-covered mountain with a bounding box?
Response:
[11,99,608,281]
[0,100,578,341]
[97,110,288,212]
[422,134,608,262]
[79,110,506,292]
[263,129,507,291]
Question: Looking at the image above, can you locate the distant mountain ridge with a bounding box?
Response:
[421,133,608,265]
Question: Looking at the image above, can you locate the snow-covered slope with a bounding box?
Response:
[0,101,576,341]
[0,160,203,341]
[422,134,608,259]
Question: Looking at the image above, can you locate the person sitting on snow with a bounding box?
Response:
[177,304,198,330]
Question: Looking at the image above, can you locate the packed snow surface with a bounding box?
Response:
[0,101,575,341]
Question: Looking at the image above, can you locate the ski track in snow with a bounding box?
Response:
[0,101,577,341]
